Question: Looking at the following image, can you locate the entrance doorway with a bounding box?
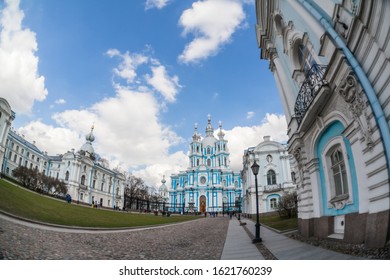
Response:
[199,195,206,213]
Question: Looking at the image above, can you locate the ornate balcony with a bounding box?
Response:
[263,184,282,193]
[294,64,328,126]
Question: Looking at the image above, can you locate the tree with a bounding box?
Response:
[12,166,67,196]
[12,166,36,190]
[124,174,150,210]
[277,191,298,218]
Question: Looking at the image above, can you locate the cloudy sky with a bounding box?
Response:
[0,0,287,187]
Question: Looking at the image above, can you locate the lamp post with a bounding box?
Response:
[251,159,262,243]
[212,186,215,211]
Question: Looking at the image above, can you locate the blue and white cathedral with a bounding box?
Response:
[169,115,242,213]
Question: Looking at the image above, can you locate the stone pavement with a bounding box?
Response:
[0,212,228,260]
[235,217,366,260]
[0,210,367,260]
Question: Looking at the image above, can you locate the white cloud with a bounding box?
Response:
[55,99,66,105]
[106,49,149,84]
[0,0,48,115]
[224,113,288,171]
[18,49,185,187]
[178,0,246,64]
[107,49,181,103]
[145,0,172,10]
[133,151,188,187]
[145,64,182,103]
[17,121,84,155]
[246,111,255,119]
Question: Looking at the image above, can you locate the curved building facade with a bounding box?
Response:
[256,0,390,247]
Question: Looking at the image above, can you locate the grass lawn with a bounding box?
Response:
[0,179,201,228]
[255,214,298,232]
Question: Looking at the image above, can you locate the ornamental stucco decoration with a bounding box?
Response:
[292,147,305,189]
[336,71,373,150]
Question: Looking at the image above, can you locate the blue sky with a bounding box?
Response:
[0,0,287,187]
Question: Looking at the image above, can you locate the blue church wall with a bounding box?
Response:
[168,117,242,212]
[316,121,359,216]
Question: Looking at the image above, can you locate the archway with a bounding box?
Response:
[199,195,206,213]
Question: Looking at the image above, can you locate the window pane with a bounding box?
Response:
[334,172,342,196]
[342,169,348,194]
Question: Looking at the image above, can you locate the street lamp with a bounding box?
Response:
[251,159,262,243]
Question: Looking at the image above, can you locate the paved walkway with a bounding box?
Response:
[223,217,365,260]
[220,218,264,260]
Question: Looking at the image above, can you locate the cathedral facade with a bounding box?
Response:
[169,116,242,213]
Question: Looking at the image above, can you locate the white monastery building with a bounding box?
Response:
[0,98,125,209]
[241,136,296,216]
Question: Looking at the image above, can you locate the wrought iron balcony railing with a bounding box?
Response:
[294,64,328,126]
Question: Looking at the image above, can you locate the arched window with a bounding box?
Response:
[196,159,199,166]
[207,159,211,166]
[80,193,84,200]
[80,175,86,185]
[274,14,284,36]
[295,41,314,74]
[116,187,119,195]
[270,198,278,209]
[291,172,296,184]
[207,147,211,154]
[65,171,69,181]
[329,147,349,196]
[267,170,277,185]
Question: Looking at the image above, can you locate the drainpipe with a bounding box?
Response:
[298,0,390,180]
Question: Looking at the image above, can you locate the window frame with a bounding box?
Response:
[267,169,277,185]
[321,137,354,208]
